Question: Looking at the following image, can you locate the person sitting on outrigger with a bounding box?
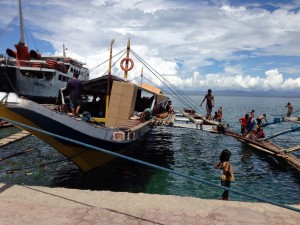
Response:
[200,89,214,119]
[213,112,219,121]
[217,106,223,122]
[256,114,267,126]
[256,126,265,139]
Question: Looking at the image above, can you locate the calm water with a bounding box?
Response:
[0,95,299,204]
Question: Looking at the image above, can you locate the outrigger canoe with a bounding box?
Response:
[179,108,300,171]
[219,129,300,171]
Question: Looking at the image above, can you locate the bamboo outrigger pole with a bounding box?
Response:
[104,39,114,120]
[281,145,300,153]
[259,126,300,141]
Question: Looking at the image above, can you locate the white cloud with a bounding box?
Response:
[0,0,299,91]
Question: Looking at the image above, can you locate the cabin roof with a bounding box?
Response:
[141,83,162,94]
[82,75,125,95]
[82,75,165,97]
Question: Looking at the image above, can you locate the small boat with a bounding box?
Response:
[0,120,13,128]
[0,40,170,172]
[281,116,300,122]
[181,108,223,126]
[0,0,89,103]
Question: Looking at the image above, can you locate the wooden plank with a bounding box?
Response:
[282,145,300,153]
[0,131,31,147]
[119,119,141,130]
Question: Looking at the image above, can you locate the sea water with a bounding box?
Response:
[0,95,299,204]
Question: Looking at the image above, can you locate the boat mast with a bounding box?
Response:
[63,44,66,57]
[11,0,30,65]
[141,67,143,86]
[124,38,130,80]
[105,39,114,119]
[18,0,25,45]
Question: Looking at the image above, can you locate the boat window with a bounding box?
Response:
[65,65,70,72]
[70,67,73,73]
[134,89,155,112]
[45,72,53,81]
[21,70,43,79]
[58,74,62,81]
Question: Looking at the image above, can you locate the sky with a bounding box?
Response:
[0,0,300,92]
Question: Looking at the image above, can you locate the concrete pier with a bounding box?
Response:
[0,183,299,224]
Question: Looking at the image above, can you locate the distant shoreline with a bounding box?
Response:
[178,91,300,98]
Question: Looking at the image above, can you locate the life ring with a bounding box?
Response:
[120,57,134,72]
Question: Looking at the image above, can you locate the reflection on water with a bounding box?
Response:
[0,95,300,204]
[51,128,175,192]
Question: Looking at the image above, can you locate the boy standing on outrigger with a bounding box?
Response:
[200,89,214,119]
[285,102,293,117]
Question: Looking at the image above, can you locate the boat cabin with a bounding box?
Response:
[59,74,169,129]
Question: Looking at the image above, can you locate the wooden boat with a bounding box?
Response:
[173,112,202,130]
[0,41,170,172]
[179,108,300,171]
[0,0,89,103]
[216,129,300,171]
[0,120,13,128]
[181,108,223,126]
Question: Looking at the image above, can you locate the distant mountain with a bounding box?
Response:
[180,90,300,98]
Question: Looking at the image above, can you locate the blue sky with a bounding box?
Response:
[0,0,300,91]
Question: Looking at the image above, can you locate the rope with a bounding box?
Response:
[0,158,69,174]
[0,15,18,37]
[130,50,200,113]
[0,148,36,162]
[0,117,299,213]
[89,49,126,73]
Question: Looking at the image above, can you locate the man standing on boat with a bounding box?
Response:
[200,89,214,119]
[66,73,83,117]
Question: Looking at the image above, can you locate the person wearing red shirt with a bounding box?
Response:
[239,114,249,136]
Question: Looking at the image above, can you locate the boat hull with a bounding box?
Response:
[0,93,151,172]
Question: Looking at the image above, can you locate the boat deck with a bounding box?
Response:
[43,104,175,130]
[119,119,142,130]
